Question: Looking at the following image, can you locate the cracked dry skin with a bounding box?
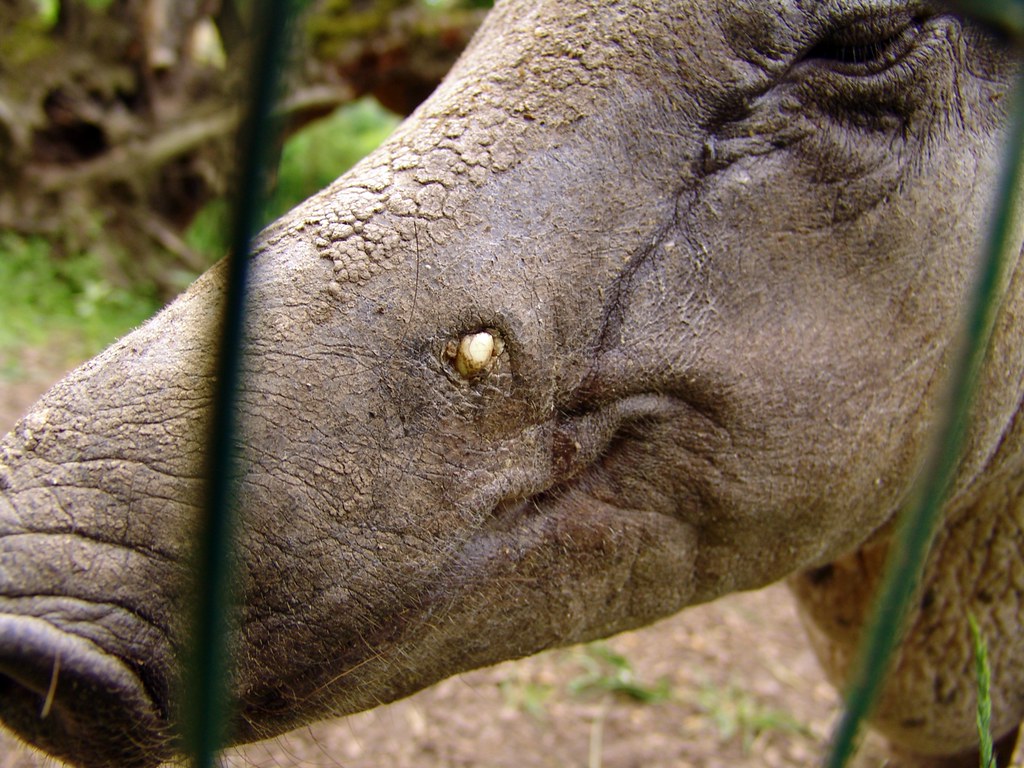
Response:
[258,3,613,286]
[1,1,1024,767]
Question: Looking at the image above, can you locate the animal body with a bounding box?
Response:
[1,1,1023,766]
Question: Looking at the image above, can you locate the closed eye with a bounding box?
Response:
[803,13,928,75]
[808,32,906,65]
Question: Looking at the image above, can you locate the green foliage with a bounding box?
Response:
[0,233,160,375]
[310,0,407,46]
[692,682,811,752]
[568,644,672,704]
[970,615,996,768]
[310,0,492,57]
[2,95,398,380]
[3,5,58,63]
[267,97,400,219]
[307,0,490,96]
[30,0,115,29]
[186,97,400,259]
[31,0,59,26]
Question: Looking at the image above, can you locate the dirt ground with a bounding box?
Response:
[0,349,1013,768]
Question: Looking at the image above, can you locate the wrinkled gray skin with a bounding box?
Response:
[1,1,1023,766]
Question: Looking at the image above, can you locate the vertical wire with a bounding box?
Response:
[184,3,297,767]
[823,64,1024,768]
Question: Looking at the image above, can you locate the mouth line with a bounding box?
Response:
[489,392,696,512]
[250,393,713,724]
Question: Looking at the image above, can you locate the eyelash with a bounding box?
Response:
[809,34,904,66]
[801,15,928,76]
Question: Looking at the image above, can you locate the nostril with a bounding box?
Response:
[0,666,98,764]
[0,659,61,725]
[0,614,168,768]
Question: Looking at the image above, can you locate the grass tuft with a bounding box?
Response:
[969,614,996,768]
[567,643,672,704]
[692,681,812,752]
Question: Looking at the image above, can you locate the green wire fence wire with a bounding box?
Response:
[824,5,1024,766]
[184,3,300,767]
[183,3,1024,767]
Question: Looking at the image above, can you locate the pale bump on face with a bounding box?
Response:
[445,329,505,379]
